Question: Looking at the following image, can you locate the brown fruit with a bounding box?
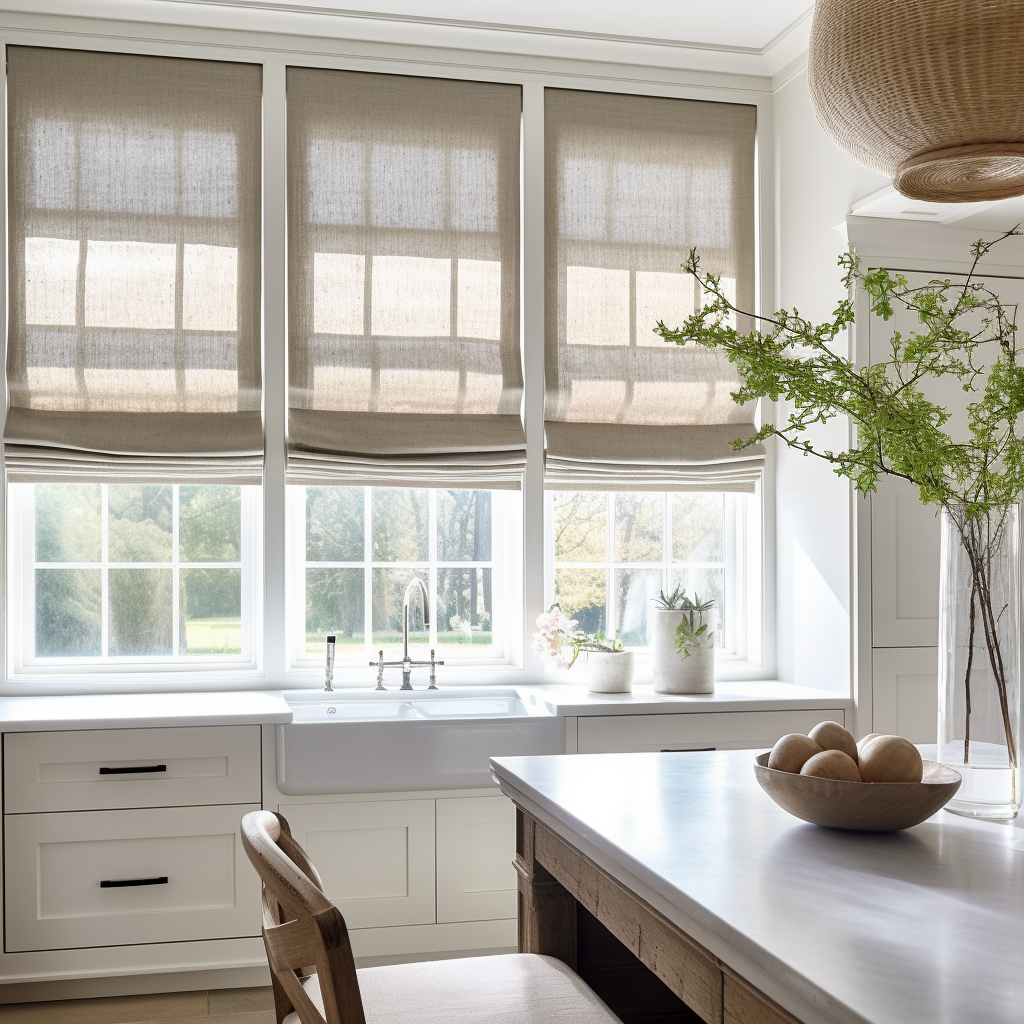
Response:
[808,721,859,762]
[858,735,923,783]
[857,732,882,756]
[800,749,862,782]
[768,733,823,773]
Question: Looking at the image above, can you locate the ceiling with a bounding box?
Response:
[164,0,815,51]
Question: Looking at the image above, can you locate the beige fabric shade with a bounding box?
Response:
[286,68,525,489]
[4,47,264,484]
[544,89,762,491]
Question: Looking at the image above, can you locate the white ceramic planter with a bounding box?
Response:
[580,650,634,693]
[651,607,715,694]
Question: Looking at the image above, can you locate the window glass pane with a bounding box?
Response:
[180,567,241,655]
[306,486,364,563]
[670,566,724,648]
[438,567,491,646]
[553,491,607,562]
[372,567,429,648]
[109,567,172,655]
[108,485,172,562]
[35,567,101,656]
[553,567,606,636]
[672,493,724,563]
[35,483,101,562]
[438,490,491,561]
[614,493,663,562]
[372,488,428,562]
[179,486,241,562]
[306,567,365,654]
[615,568,661,646]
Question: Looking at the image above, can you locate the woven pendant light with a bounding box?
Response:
[808,0,1024,203]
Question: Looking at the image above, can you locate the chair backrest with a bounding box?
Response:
[240,810,367,1024]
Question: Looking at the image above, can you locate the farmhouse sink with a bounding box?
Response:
[277,688,563,794]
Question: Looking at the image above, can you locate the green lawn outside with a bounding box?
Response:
[306,631,492,654]
[187,618,242,655]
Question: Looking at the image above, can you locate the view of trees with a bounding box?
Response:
[304,487,494,653]
[552,491,726,647]
[32,483,243,658]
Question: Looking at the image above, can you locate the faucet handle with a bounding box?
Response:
[428,649,444,690]
[372,650,386,690]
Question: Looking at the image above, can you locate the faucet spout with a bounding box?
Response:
[401,578,430,688]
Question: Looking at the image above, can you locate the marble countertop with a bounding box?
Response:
[0,690,293,731]
[515,681,849,717]
[491,749,1024,1024]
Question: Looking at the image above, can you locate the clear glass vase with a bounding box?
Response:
[938,504,1021,820]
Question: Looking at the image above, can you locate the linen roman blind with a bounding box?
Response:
[545,89,763,491]
[286,68,525,488]
[5,47,263,483]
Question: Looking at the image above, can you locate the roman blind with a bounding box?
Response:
[5,47,263,483]
[286,68,525,488]
[545,89,763,491]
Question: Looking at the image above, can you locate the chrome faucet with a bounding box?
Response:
[368,576,443,690]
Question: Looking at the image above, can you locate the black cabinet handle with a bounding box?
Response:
[99,765,167,775]
[100,876,169,888]
[660,747,716,753]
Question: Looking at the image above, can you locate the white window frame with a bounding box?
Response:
[285,485,521,672]
[0,10,776,692]
[7,482,262,676]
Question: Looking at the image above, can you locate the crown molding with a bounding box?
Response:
[0,0,812,82]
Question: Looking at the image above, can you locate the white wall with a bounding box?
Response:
[771,67,887,697]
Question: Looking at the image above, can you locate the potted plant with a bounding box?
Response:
[651,586,716,694]
[656,228,1024,818]
[532,605,634,693]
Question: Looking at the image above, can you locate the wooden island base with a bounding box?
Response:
[516,810,802,1024]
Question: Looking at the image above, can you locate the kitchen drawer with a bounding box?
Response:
[576,709,845,754]
[4,803,262,952]
[4,725,261,812]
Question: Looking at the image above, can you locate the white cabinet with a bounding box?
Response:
[436,795,516,924]
[871,647,938,744]
[278,799,436,929]
[4,725,261,813]
[4,803,261,952]
[576,709,843,754]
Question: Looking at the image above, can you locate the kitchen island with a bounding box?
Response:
[490,749,1024,1024]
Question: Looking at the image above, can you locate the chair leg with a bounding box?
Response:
[270,971,298,1024]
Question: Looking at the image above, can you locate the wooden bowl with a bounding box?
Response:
[753,753,961,831]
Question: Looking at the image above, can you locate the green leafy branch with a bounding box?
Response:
[672,591,716,660]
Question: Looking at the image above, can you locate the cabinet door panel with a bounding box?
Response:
[436,795,516,924]
[279,800,435,929]
[870,481,940,648]
[871,647,938,743]
[4,804,261,952]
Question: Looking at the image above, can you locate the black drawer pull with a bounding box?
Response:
[100,876,169,888]
[660,747,716,753]
[99,764,167,775]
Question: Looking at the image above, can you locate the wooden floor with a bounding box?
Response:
[3,986,275,1024]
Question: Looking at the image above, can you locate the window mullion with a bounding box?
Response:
[172,485,180,658]
[101,483,109,659]
[364,487,373,661]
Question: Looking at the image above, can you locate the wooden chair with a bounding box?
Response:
[240,809,623,1024]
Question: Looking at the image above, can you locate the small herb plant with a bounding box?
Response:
[655,585,686,610]
[531,605,624,669]
[672,592,716,659]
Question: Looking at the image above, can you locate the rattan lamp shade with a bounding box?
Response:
[808,0,1024,203]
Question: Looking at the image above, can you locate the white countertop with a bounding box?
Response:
[0,690,293,731]
[491,749,1024,1024]
[516,680,849,717]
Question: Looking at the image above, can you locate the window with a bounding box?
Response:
[289,487,517,666]
[9,482,258,670]
[547,490,757,658]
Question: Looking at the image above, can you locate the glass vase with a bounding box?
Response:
[938,504,1021,820]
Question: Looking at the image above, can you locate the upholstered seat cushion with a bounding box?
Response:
[282,952,623,1024]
